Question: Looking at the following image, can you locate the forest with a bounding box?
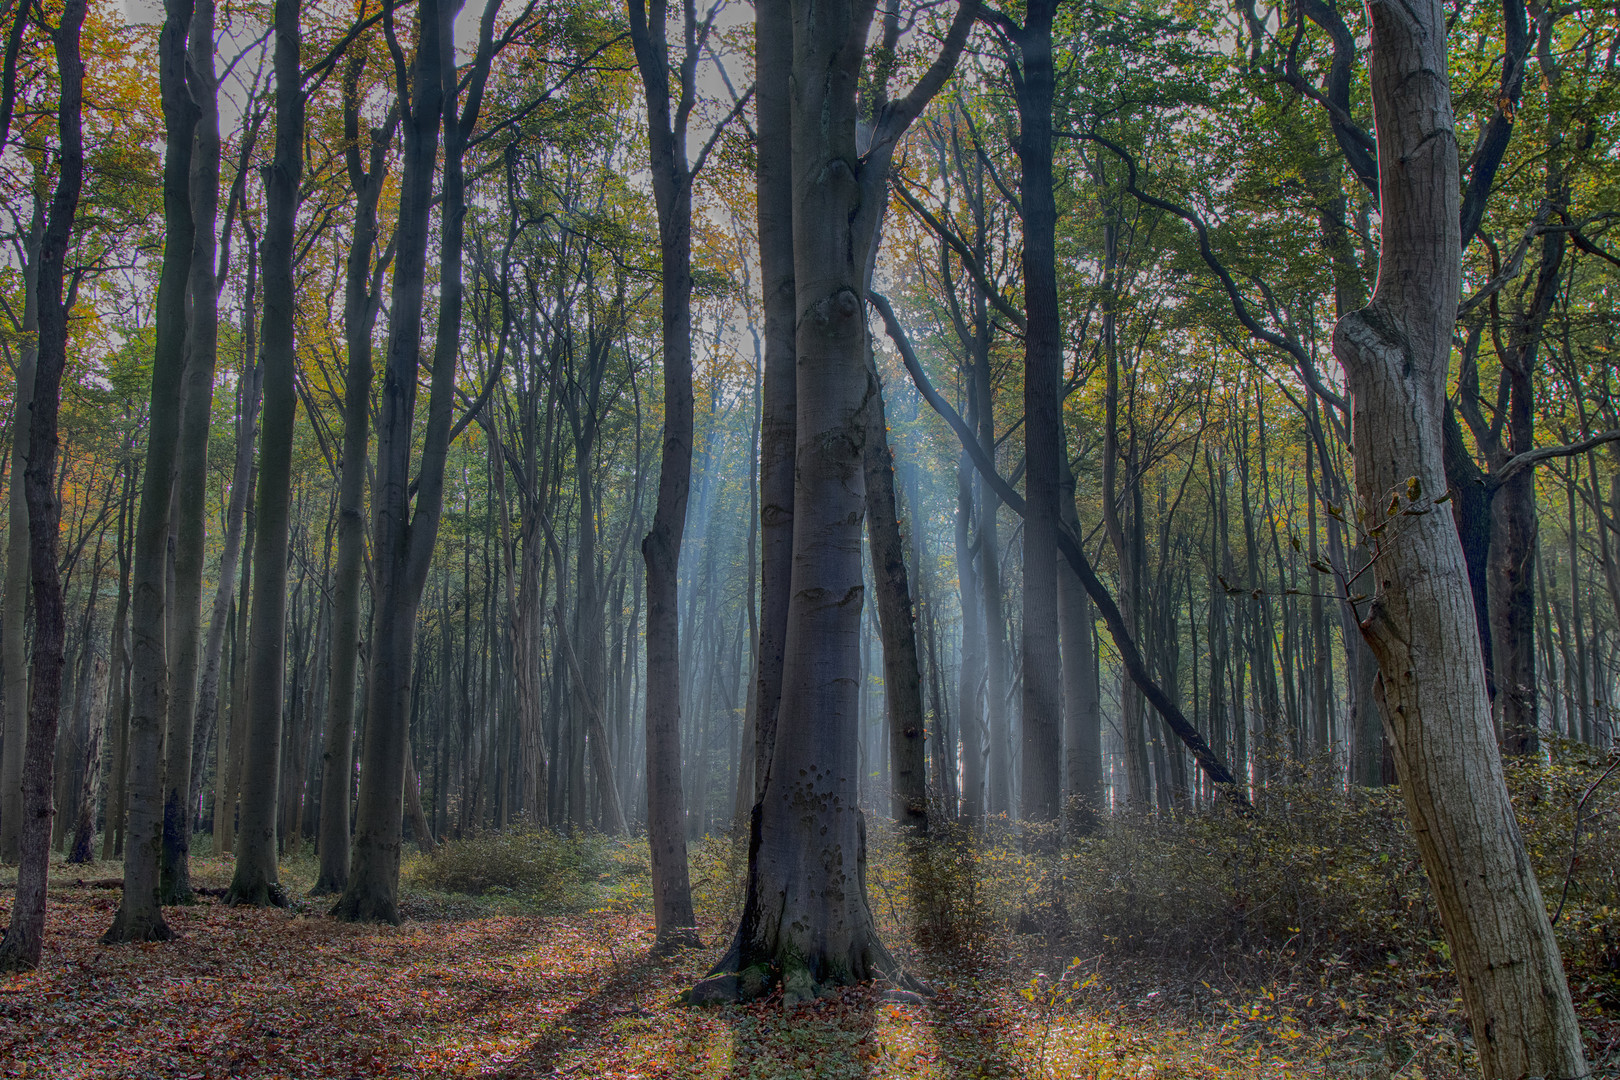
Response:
[0,0,1616,1075]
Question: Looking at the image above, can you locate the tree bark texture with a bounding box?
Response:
[628,0,699,948]
[160,0,220,904]
[314,62,393,896]
[337,0,489,921]
[106,0,194,943]
[861,356,927,831]
[1002,0,1063,825]
[751,0,796,804]
[1330,1,1587,1074]
[225,0,302,910]
[0,0,87,968]
[717,0,974,1002]
[0,205,39,865]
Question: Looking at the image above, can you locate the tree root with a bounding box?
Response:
[328,891,401,925]
[684,952,931,1008]
[100,907,176,945]
[223,880,288,909]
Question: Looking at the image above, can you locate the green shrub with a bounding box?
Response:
[406,823,615,911]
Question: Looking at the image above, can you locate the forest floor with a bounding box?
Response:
[1,846,1616,1080]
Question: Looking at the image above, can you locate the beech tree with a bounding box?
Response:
[0,0,87,970]
[224,0,303,909]
[1330,0,1588,1073]
[105,0,196,942]
[706,0,977,1003]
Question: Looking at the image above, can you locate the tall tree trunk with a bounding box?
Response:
[954,446,986,822]
[160,0,221,904]
[0,202,40,865]
[67,656,107,864]
[714,0,974,1003]
[224,0,303,909]
[0,0,87,968]
[1330,0,1587,1072]
[106,0,195,943]
[998,0,1063,826]
[101,465,136,859]
[313,60,393,897]
[336,0,496,922]
[331,0,448,924]
[627,0,702,949]
[750,0,796,804]
[861,356,927,831]
[1059,456,1101,826]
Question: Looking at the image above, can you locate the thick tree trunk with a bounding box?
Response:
[0,205,39,866]
[337,0,491,922]
[331,0,447,922]
[1330,1,1587,1073]
[1006,0,1063,826]
[713,0,974,1003]
[861,357,927,831]
[160,0,220,904]
[750,0,796,804]
[223,0,302,910]
[0,0,86,968]
[106,0,194,943]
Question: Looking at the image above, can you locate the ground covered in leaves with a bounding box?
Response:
[6,756,1620,1080]
[0,881,1453,1079]
[0,852,1611,1080]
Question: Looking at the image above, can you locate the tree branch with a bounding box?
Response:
[1493,430,1620,485]
[870,290,1246,797]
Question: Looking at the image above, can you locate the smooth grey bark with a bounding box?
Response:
[332,0,450,924]
[335,0,500,922]
[214,239,258,857]
[224,0,302,910]
[1329,0,1587,1072]
[313,60,394,897]
[861,355,926,831]
[749,0,795,806]
[713,0,976,1002]
[0,0,86,968]
[0,203,39,865]
[186,117,260,830]
[101,465,136,860]
[627,0,704,948]
[1059,455,1101,825]
[193,299,259,854]
[954,443,986,821]
[985,0,1063,825]
[160,0,220,904]
[67,656,107,863]
[106,0,195,943]
[974,351,1013,819]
